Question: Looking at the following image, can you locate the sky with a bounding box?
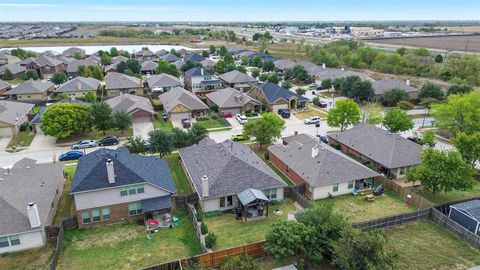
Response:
[0,0,479,22]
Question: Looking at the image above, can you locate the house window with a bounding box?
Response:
[120,188,128,196]
[333,183,339,192]
[227,196,233,206]
[137,185,144,193]
[348,181,354,189]
[128,186,137,195]
[81,210,91,224]
[0,237,9,248]
[263,188,277,199]
[9,235,20,246]
[128,202,142,216]
[102,208,110,221]
[220,197,225,208]
[400,167,406,175]
[219,196,233,208]
[91,209,100,222]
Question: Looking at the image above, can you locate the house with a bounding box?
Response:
[218,70,258,91]
[71,148,176,228]
[41,50,61,58]
[200,59,215,68]
[449,200,480,235]
[104,73,144,97]
[328,124,422,179]
[19,57,36,67]
[4,80,54,101]
[141,61,158,75]
[156,49,169,57]
[54,76,101,99]
[0,100,34,137]
[147,73,182,93]
[159,53,181,63]
[26,55,65,79]
[62,47,86,59]
[134,49,156,62]
[372,80,418,100]
[172,60,185,70]
[206,87,261,115]
[183,53,205,63]
[0,159,64,253]
[0,80,11,95]
[179,138,287,212]
[0,64,26,80]
[273,59,296,72]
[57,56,75,66]
[0,54,20,65]
[268,134,380,200]
[249,82,309,112]
[184,67,222,95]
[105,93,155,122]
[159,87,209,121]
[66,59,99,78]
[307,64,371,84]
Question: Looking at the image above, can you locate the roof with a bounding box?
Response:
[62,47,85,56]
[238,188,269,205]
[33,55,63,67]
[112,56,128,64]
[71,148,176,194]
[6,80,53,95]
[274,59,296,70]
[206,87,261,108]
[0,100,34,125]
[200,59,215,68]
[372,80,418,95]
[172,60,184,70]
[160,53,181,63]
[19,57,35,66]
[179,138,286,198]
[105,72,143,90]
[0,63,26,75]
[258,83,309,103]
[185,67,211,77]
[0,80,10,90]
[66,59,98,73]
[451,200,480,222]
[141,195,173,212]
[156,49,169,56]
[55,76,100,93]
[268,134,379,188]
[328,124,422,169]
[141,61,158,72]
[159,87,208,113]
[147,73,181,89]
[184,53,205,63]
[105,93,155,116]
[0,159,64,235]
[307,66,370,81]
[134,49,155,57]
[218,70,257,84]
[57,56,75,65]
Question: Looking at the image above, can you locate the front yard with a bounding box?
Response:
[203,199,298,250]
[153,112,174,131]
[413,180,480,205]
[164,153,193,195]
[57,209,202,270]
[293,107,328,120]
[194,117,230,130]
[7,131,35,149]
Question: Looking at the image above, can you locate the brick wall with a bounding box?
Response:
[76,201,144,228]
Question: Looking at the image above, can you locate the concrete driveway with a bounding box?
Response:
[29,134,57,151]
[132,118,154,140]
[226,117,243,131]
[0,137,11,151]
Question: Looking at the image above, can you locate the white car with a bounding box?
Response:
[235,114,248,125]
[305,116,321,125]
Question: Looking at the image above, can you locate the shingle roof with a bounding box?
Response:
[6,80,53,95]
[159,86,208,113]
[0,100,34,125]
[307,66,370,81]
[179,138,286,198]
[372,80,418,95]
[112,55,128,64]
[0,80,10,90]
[141,61,158,72]
[57,56,75,65]
[200,59,215,68]
[0,159,64,235]
[206,87,261,108]
[274,59,296,70]
[238,188,269,205]
[66,59,98,73]
[185,67,212,77]
[258,83,309,103]
[105,72,143,90]
[156,49,169,56]
[142,195,173,212]
[62,47,85,57]
[269,134,379,187]
[147,73,181,89]
[33,55,63,67]
[218,70,257,84]
[160,53,181,63]
[105,93,155,115]
[55,76,100,93]
[0,63,26,75]
[19,57,35,66]
[451,200,480,222]
[328,124,422,169]
[71,148,176,194]
[184,53,205,63]
[135,49,155,57]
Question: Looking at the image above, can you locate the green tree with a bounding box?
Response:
[112,111,132,133]
[251,56,263,68]
[406,148,475,194]
[382,108,413,133]
[244,112,285,148]
[264,221,311,261]
[258,73,269,82]
[284,65,310,83]
[84,92,96,103]
[40,103,91,138]
[2,68,13,80]
[421,130,436,147]
[181,61,202,72]
[382,88,409,107]
[339,76,374,102]
[73,52,82,60]
[171,128,191,149]
[418,82,444,100]
[432,91,480,135]
[148,129,174,157]
[295,88,306,96]
[452,132,480,166]
[110,47,118,57]
[90,102,112,134]
[434,54,444,63]
[223,53,234,64]
[188,124,208,145]
[397,100,414,110]
[262,61,275,72]
[266,73,280,84]
[322,78,332,90]
[54,93,70,101]
[447,84,473,96]
[201,50,209,58]
[209,45,216,54]
[22,70,38,80]
[281,81,292,89]
[251,68,260,78]
[91,66,104,81]
[205,232,217,249]
[360,103,383,125]
[327,100,361,131]
[156,60,180,77]
[125,136,149,154]
[312,96,320,106]
[50,72,68,85]
[396,47,407,56]
[100,54,112,66]
[218,46,228,57]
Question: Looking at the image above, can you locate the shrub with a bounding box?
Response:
[182,261,205,270]
[209,112,220,120]
[221,254,258,270]
[210,104,219,113]
[205,232,217,249]
[200,222,208,235]
[397,100,414,110]
[196,207,204,222]
[264,151,269,160]
[330,140,340,150]
[19,122,31,132]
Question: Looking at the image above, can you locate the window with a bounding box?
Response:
[128,202,142,216]
[121,185,144,196]
[0,237,9,248]
[226,196,233,207]
[9,235,20,246]
[137,185,144,194]
[333,183,339,192]
[400,167,406,175]
[263,188,277,199]
[102,208,110,221]
[120,187,128,196]
[91,209,100,222]
[128,186,137,195]
[348,181,354,189]
[81,210,91,224]
[220,197,225,208]
[219,196,233,208]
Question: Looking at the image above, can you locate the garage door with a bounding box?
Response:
[133,116,152,123]
[222,108,240,115]
[0,126,13,138]
[272,104,288,113]
[170,112,190,122]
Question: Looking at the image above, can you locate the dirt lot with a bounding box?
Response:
[367,35,480,53]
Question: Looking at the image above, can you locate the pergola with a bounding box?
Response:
[236,188,270,222]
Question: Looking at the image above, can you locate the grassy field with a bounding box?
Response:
[386,221,480,270]
[153,113,174,131]
[204,199,298,250]
[53,165,77,224]
[316,191,416,223]
[0,241,56,270]
[57,209,202,270]
[164,153,193,195]
[413,181,480,205]
[194,118,229,130]
[7,131,35,149]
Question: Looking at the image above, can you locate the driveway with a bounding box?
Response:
[132,118,154,140]
[0,137,11,151]
[226,117,243,131]
[29,134,57,151]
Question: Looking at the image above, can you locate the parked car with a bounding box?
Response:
[320,135,329,144]
[318,101,328,108]
[162,112,168,121]
[223,112,233,118]
[305,116,321,125]
[58,150,84,161]
[98,136,120,146]
[181,118,191,128]
[277,109,291,119]
[71,140,96,150]
[232,133,248,141]
[235,114,248,124]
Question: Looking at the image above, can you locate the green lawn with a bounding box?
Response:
[0,241,55,270]
[31,105,42,114]
[164,153,193,195]
[194,118,229,130]
[151,99,161,106]
[316,191,417,223]
[386,221,480,270]
[293,108,328,120]
[7,131,35,149]
[413,181,480,205]
[57,209,202,270]
[53,165,77,224]
[204,199,298,250]
[153,113,174,131]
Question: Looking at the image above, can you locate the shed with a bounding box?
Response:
[449,200,480,235]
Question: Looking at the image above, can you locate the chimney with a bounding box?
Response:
[322,63,326,69]
[406,79,410,86]
[106,158,115,184]
[201,175,209,197]
[27,202,41,228]
[341,67,345,71]
[311,144,319,158]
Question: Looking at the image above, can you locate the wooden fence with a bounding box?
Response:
[284,185,312,209]
[354,208,431,230]
[50,217,78,270]
[175,193,198,208]
[381,179,434,209]
[430,208,480,249]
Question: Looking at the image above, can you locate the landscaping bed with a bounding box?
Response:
[7,131,35,149]
[164,153,193,195]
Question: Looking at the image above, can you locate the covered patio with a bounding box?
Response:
[142,195,175,230]
[235,188,270,222]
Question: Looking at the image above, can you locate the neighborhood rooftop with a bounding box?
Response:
[55,76,100,93]
[105,72,143,90]
[206,87,261,108]
[372,79,418,95]
[159,86,209,113]
[0,100,35,125]
[6,80,53,95]
[218,70,257,84]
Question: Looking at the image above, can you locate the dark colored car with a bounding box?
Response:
[59,151,84,161]
[223,112,233,118]
[277,109,291,119]
[162,112,168,121]
[98,136,120,146]
[320,135,329,144]
[182,118,191,128]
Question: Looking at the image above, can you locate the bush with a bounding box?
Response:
[221,254,258,270]
[330,140,340,150]
[264,151,269,160]
[19,122,31,132]
[200,222,208,235]
[209,104,219,113]
[205,232,217,249]
[209,112,220,120]
[196,207,204,222]
[397,100,414,110]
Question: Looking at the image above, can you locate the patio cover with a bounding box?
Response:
[141,195,172,213]
[238,188,269,205]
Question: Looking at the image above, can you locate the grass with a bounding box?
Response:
[316,191,417,223]
[386,221,480,270]
[164,153,193,195]
[0,241,56,270]
[204,199,298,250]
[194,118,229,130]
[7,131,35,149]
[413,181,480,205]
[56,128,133,144]
[293,108,328,120]
[5,77,25,85]
[151,99,161,106]
[56,209,202,270]
[250,146,295,186]
[153,113,174,131]
[52,165,77,224]
[31,105,42,114]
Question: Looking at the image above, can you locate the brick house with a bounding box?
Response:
[218,70,258,92]
[4,80,54,101]
[25,55,65,79]
[248,82,308,112]
[159,87,209,122]
[104,93,155,122]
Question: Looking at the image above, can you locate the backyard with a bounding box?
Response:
[203,199,299,250]
[413,180,480,205]
[53,165,77,224]
[386,221,480,270]
[56,209,202,270]
[164,153,193,195]
[0,241,55,270]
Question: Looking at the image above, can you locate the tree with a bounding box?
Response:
[281,81,292,89]
[251,56,263,68]
[112,111,132,133]
[90,102,112,134]
[109,47,118,57]
[218,46,228,57]
[421,130,436,147]
[327,100,361,131]
[156,60,180,77]
[91,66,104,80]
[396,47,407,56]
[397,100,414,110]
[201,50,209,58]
[251,68,260,78]
[284,65,310,83]
[382,88,409,107]
[418,82,444,100]
[22,70,38,80]
[447,84,473,96]
[73,52,82,60]
[2,68,13,80]
[360,103,383,125]
[236,65,247,73]
[339,76,374,102]
[50,72,68,85]
[406,148,475,194]
[434,54,444,63]
[258,73,269,82]
[322,78,332,90]
[382,108,413,133]
[244,112,285,148]
[262,61,275,72]
[84,92,96,103]
[312,96,320,106]
[125,136,149,154]
[266,73,280,84]
[205,232,217,249]
[117,59,141,75]
[452,132,480,166]
[181,61,202,72]
[295,88,306,96]
[264,221,311,261]
[148,129,173,157]
[40,103,91,138]
[209,45,216,54]
[54,93,70,101]
[100,54,112,66]
[188,124,208,145]
[223,53,234,64]
[432,91,480,135]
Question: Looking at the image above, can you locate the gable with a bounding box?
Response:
[170,104,191,113]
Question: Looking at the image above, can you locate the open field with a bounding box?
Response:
[367,35,480,53]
